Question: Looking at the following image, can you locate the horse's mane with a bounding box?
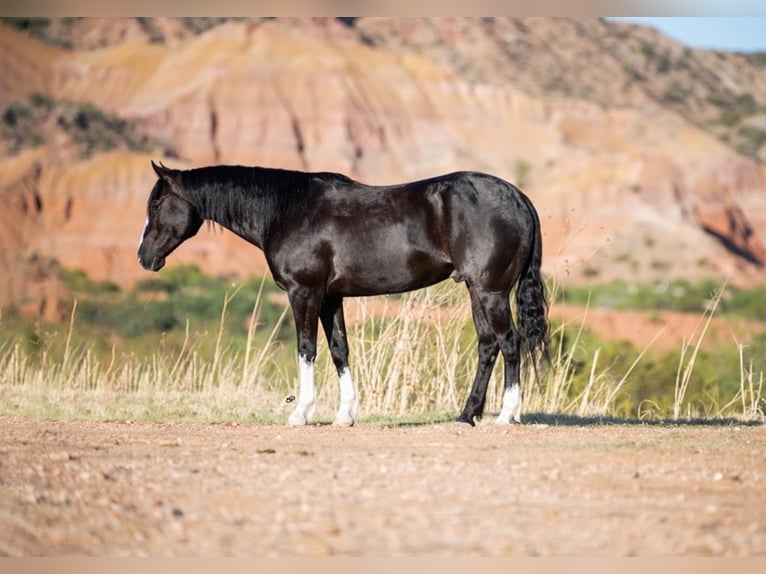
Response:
[180,165,321,230]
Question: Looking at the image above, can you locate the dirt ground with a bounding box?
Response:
[0,415,764,556]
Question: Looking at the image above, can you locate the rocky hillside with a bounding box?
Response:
[1,17,765,319]
[10,18,766,162]
[351,18,766,163]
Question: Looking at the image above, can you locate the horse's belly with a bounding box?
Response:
[329,248,453,296]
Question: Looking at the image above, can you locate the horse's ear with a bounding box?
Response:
[151,160,182,189]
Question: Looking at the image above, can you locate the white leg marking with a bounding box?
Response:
[495,384,522,425]
[333,367,358,427]
[288,355,316,426]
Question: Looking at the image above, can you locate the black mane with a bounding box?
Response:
[180,165,350,244]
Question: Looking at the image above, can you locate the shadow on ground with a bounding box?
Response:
[513,412,761,427]
[356,412,763,428]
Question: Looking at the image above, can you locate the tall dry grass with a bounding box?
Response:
[1,278,763,424]
[0,280,291,423]
[672,285,724,419]
[313,288,476,420]
[307,281,762,423]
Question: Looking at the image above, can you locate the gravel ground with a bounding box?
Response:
[0,416,764,556]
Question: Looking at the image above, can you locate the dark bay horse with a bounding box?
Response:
[138,161,549,427]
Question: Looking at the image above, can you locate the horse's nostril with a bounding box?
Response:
[137,248,155,271]
[150,256,166,272]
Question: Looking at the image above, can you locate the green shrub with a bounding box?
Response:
[662,81,686,104]
[744,52,766,67]
[720,287,766,320]
[560,278,727,314]
[736,125,766,156]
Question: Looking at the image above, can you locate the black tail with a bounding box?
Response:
[515,195,550,370]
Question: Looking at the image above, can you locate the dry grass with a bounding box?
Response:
[313,288,475,421]
[673,285,724,419]
[0,280,763,425]
[718,338,765,420]
[0,282,291,423]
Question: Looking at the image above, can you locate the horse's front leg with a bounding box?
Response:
[320,296,358,427]
[287,285,322,426]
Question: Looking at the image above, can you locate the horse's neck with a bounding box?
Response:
[189,175,275,250]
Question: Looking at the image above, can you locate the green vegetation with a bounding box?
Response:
[707,92,758,116]
[1,94,166,158]
[40,264,292,362]
[705,91,765,160]
[2,17,90,49]
[177,17,254,34]
[736,124,766,157]
[1,265,294,423]
[559,278,766,320]
[2,17,261,49]
[0,267,763,424]
[513,159,531,189]
[638,40,672,74]
[744,52,766,68]
[708,90,763,151]
[661,81,687,104]
[1,99,45,153]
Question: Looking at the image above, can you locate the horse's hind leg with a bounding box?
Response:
[320,296,358,427]
[457,288,500,426]
[469,289,523,425]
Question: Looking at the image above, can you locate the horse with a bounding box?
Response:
[138,161,549,427]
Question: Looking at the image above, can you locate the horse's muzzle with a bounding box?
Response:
[138,251,165,272]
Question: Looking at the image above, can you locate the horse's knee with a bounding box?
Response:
[297,340,317,363]
[477,333,498,362]
[497,328,520,361]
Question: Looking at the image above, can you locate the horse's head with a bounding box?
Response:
[137,161,203,272]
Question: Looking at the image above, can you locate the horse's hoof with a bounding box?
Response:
[287,414,308,427]
[332,413,355,427]
[454,418,475,427]
[494,416,521,426]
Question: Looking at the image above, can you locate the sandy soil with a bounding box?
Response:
[0,416,764,556]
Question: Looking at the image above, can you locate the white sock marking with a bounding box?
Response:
[496,384,522,425]
[334,367,358,427]
[288,355,315,426]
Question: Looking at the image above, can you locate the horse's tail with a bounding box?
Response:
[515,193,551,370]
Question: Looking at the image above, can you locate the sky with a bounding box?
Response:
[611,18,766,53]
